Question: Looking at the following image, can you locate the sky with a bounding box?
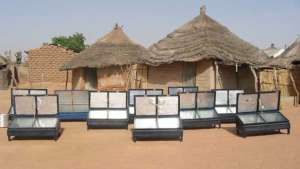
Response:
[0,0,299,55]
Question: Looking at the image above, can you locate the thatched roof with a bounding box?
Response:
[63,24,150,70]
[147,6,268,67]
[266,37,300,69]
[0,55,8,66]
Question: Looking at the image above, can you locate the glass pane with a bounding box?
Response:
[14,96,36,115]
[259,112,287,123]
[37,96,58,115]
[183,87,198,93]
[90,92,108,108]
[179,93,196,109]
[135,96,156,116]
[157,96,179,115]
[259,92,279,111]
[238,113,264,124]
[215,90,228,106]
[129,90,145,105]
[169,88,183,96]
[73,91,89,104]
[237,94,258,113]
[146,90,163,96]
[229,90,244,105]
[109,92,127,108]
[197,92,215,109]
[197,109,218,118]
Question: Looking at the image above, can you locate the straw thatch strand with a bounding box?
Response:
[266,37,300,69]
[147,6,268,67]
[62,24,151,70]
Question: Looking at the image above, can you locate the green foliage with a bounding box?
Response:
[51,33,86,53]
[15,51,22,64]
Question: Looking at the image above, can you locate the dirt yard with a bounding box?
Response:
[0,84,299,169]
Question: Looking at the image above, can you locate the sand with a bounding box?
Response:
[0,84,299,169]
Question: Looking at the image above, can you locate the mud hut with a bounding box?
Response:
[141,6,268,93]
[0,55,10,89]
[261,37,300,104]
[27,44,75,83]
[62,24,150,90]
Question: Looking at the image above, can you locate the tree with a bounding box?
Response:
[51,33,86,53]
[15,51,22,64]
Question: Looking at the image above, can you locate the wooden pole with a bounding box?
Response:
[273,68,279,90]
[65,70,69,90]
[250,66,258,92]
[289,71,299,106]
[214,61,222,89]
[235,63,239,89]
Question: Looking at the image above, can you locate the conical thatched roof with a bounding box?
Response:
[147,6,268,67]
[266,37,300,69]
[63,24,150,70]
[0,55,8,66]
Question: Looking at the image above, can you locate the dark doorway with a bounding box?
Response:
[84,68,98,90]
[182,62,196,86]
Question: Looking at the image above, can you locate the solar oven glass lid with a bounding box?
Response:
[129,90,145,105]
[215,90,228,106]
[229,90,244,105]
[56,91,72,104]
[135,96,156,116]
[109,92,127,109]
[179,93,196,109]
[37,96,58,115]
[90,92,108,108]
[238,113,265,124]
[14,96,36,115]
[72,91,89,105]
[157,96,179,116]
[169,87,183,96]
[12,89,29,96]
[259,92,280,111]
[237,94,258,113]
[146,89,163,96]
[196,109,218,118]
[197,92,215,109]
[10,117,58,128]
[183,87,198,93]
[259,112,288,123]
[29,89,47,95]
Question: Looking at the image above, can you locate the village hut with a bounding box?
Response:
[0,55,10,89]
[62,24,150,90]
[27,44,75,84]
[263,43,285,58]
[141,6,268,93]
[261,37,300,104]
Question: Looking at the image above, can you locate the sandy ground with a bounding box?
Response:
[0,84,300,169]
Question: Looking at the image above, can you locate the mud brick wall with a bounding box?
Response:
[28,45,74,82]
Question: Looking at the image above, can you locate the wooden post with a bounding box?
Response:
[65,70,69,90]
[235,63,239,89]
[214,61,222,89]
[289,71,299,106]
[250,66,258,92]
[273,68,279,90]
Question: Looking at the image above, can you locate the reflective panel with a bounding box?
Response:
[146,89,163,96]
[37,96,58,115]
[197,92,215,109]
[179,93,196,109]
[129,90,145,105]
[12,89,29,96]
[259,112,287,123]
[135,96,156,116]
[56,91,72,105]
[238,113,264,124]
[215,90,228,106]
[109,92,127,109]
[183,87,198,93]
[14,96,36,115]
[229,90,244,105]
[215,107,235,114]
[157,96,179,116]
[169,88,183,96]
[90,92,108,108]
[259,92,279,111]
[89,110,108,119]
[108,110,128,119]
[129,106,135,115]
[29,90,47,95]
[73,91,89,104]
[237,94,258,113]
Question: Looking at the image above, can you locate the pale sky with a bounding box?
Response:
[0,0,299,55]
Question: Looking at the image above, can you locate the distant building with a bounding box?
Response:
[263,43,285,58]
[27,44,75,83]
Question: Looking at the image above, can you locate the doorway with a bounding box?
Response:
[182,62,196,86]
[84,68,98,90]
